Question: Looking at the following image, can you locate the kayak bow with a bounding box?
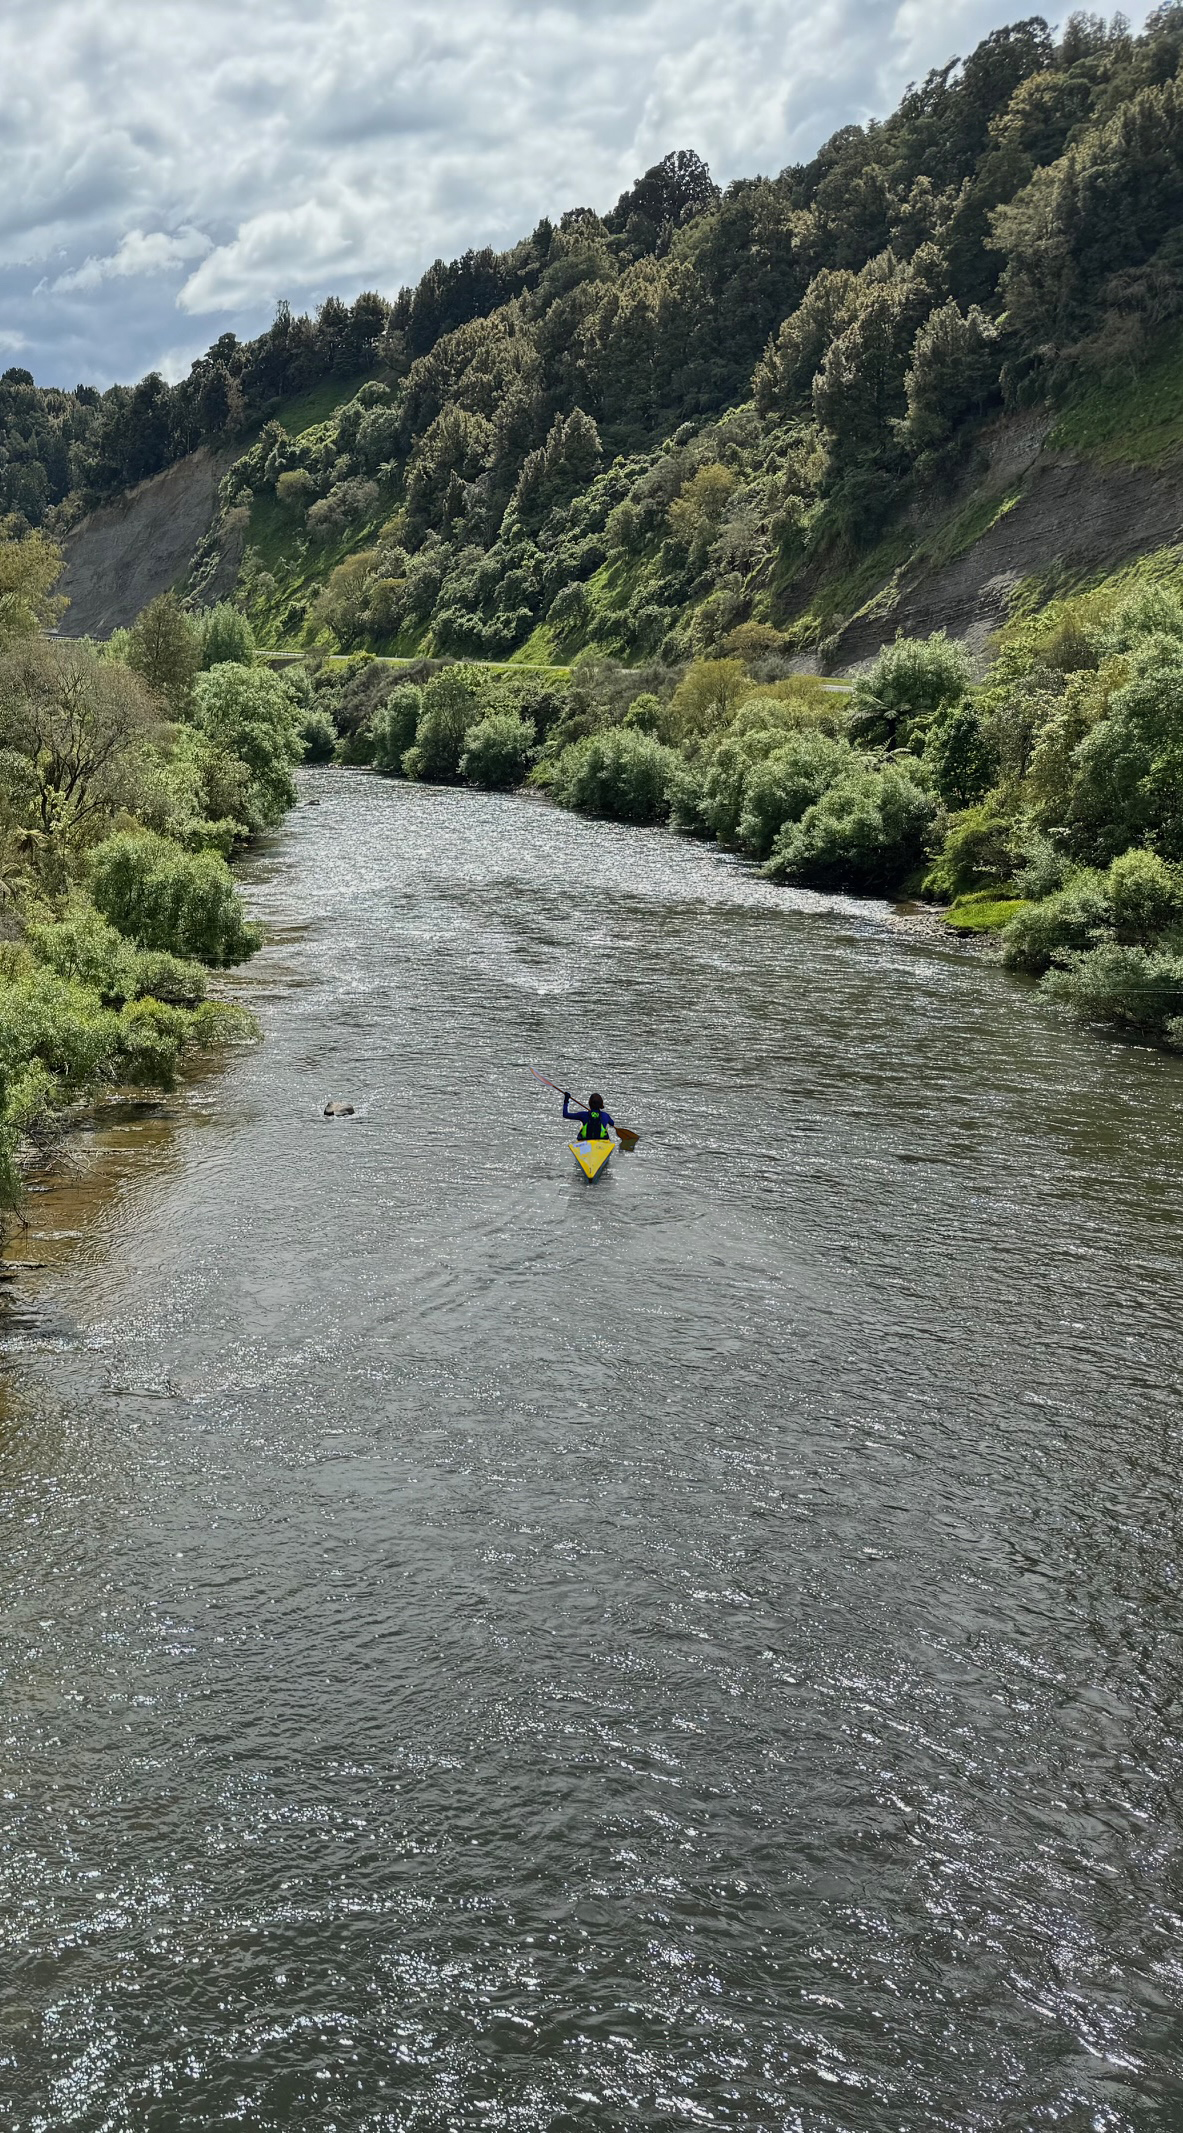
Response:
[569,1137,613,1181]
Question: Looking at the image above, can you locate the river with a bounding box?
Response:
[2,768,1181,2131]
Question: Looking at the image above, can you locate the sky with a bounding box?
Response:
[0,0,1138,391]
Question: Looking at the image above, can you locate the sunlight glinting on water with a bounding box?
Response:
[2,769,1182,2130]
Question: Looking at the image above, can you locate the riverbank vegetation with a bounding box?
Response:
[315,532,1183,1048]
[0,534,305,1208]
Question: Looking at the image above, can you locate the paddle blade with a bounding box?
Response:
[615,1126,640,1150]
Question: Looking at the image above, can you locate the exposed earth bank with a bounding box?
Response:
[56,447,238,638]
[828,426,1183,668]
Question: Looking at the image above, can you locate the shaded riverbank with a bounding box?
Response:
[2,768,1182,2130]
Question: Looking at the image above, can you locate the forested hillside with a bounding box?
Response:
[14,6,1183,670]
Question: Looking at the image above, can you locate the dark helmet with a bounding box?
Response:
[588,1091,604,1110]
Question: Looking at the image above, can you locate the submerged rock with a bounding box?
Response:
[323,1100,355,1117]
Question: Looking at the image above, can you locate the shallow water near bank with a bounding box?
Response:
[2,768,1182,2131]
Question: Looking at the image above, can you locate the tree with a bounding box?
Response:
[126,594,202,711]
[371,685,423,774]
[191,664,304,827]
[1068,645,1183,860]
[607,150,719,253]
[667,464,737,549]
[902,300,1002,452]
[0,528,66,645]
[0,640,160,881]
[923,700,998,805]
[668,658,749,741]
[199,603,256,668]
[402,666,487,780]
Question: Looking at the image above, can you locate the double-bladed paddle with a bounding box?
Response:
[529,1066,640,1149]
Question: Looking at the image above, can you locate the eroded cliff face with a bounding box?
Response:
[829,428,1183,671]
[56,447,239,637]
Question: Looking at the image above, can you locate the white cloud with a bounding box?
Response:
[53,227,212,293]
[0,0,1160,383]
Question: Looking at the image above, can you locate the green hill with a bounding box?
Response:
[22,7,1183,677]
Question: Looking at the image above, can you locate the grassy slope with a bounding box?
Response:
[1046,336,1183,465]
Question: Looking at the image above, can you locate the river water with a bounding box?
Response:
[2,769,1182,2131]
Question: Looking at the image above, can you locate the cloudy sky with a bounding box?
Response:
[0,0,1135,390]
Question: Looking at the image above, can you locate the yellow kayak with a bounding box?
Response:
[569,1137,613,1181]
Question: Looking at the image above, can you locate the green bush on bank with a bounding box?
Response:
[738,732,856,858]
[26,900,209,1006]
[87,832,262,966]
[551,727,678,824]
[402,666,488,781]
[371,684,424,773]
[191,663,305,828]
[460,712,537,789]
[766,763,936,891]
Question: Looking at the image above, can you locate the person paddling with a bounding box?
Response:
[563,1089,614,1141]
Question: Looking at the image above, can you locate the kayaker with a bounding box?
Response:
[563,1090,614,1140]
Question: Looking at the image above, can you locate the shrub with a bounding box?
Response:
[403,666,488,781]
[129,950,208,1006]
[26,901,139,1004]
[668,757,711,835]
[737,732,854,858]
[460,712,536,789]
[850,632,973,746]
[553,729,677,824]
[199,603,256,668]
[29,907,206,1010]
[668,658,748,741]
[371,684,423,774]
[1000,875,1111,974]
[0,971,124,1095]
[276,468,315,511]
[191,663,304,827]
[766,765,936,892]
[923,701,998,806]
[622,692,665,735]
[1067,645,1183,862]
[1101,583,1183,655]
[299,707,337,763]
[1042,945,1183,1039]
[87,831,262,966]
[1107,847,1183,943]
[1013,830,1073,900]
[924,798,1018,900]
[307,479,382,538]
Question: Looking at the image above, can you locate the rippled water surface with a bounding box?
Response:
[3,770,1183,2131]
